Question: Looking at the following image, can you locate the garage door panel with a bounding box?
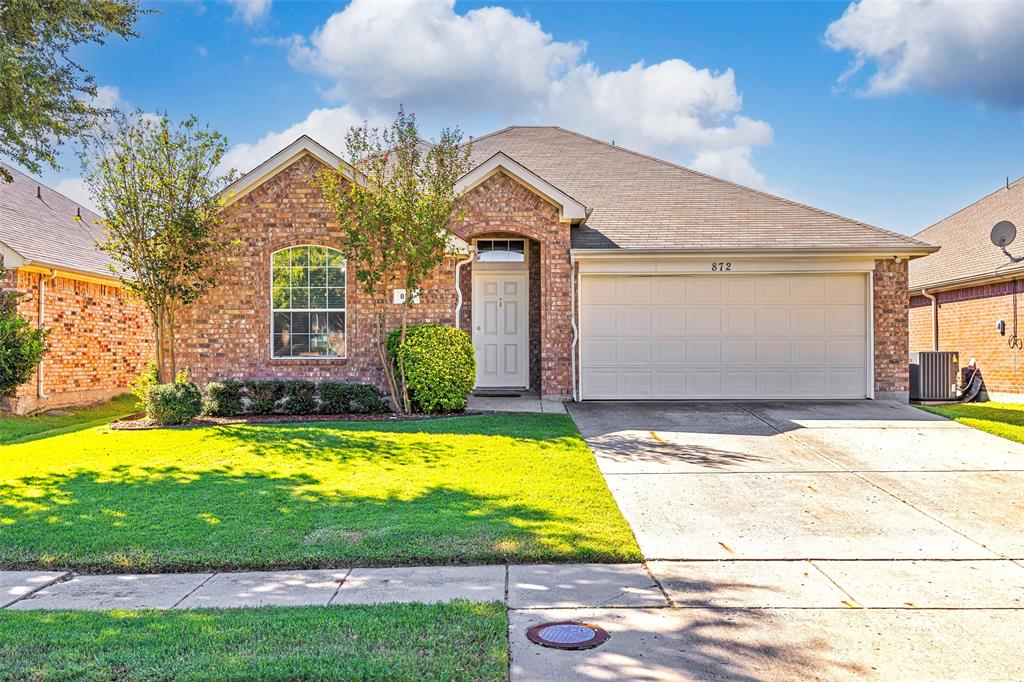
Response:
[688,278,721,302]
[581,274,869,400]
[723,307,756,333]
[688,339,722,364]
[617,307,652,333]
[687,308,722,332]
[654,339,686,363]
[617,277,652,302]
[757,339,791,365]
[654,308,686,333]
[756,276,791,302]
[757,308,791,333]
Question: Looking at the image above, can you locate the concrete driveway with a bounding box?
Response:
[513,400,1024,680]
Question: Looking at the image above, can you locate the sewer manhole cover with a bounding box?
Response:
[526,621,609,650]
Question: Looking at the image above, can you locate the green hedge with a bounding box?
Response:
[147,382,203,425]
[202,380,244,417]
[198,379,388,418]
[387,324,475,413]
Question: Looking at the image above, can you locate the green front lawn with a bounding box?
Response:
[0,602,508,682]
[0,394,139,445]
[917,401,1024,446]
[0,413,640,571]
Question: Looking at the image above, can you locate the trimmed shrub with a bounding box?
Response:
[0,269,47,396]
[244,380,284,415]
[147,382,202,425]
[318,381,353,414]
[350,383,389,413]
[387,323,475,413]
[282,380,317,415]
[203,380,244,417]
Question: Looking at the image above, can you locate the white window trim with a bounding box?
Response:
[472,237,530,272]
[269,244,347,360]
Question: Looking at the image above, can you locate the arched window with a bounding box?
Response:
[271,245,346,358]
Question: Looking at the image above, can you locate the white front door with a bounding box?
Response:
[473,273,528,388]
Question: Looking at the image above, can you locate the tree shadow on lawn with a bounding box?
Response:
[0,464,631,572]
[203,412,590,467]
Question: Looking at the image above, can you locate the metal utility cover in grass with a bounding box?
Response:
[526,621,609,650]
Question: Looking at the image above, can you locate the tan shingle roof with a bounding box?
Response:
[909,177,1024,290]
[466,127,933,254]
[0,163,113,278]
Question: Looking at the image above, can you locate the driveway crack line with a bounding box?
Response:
[807,559,863,609]
[327,568,353,606]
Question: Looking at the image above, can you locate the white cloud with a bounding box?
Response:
[825,0,1024,109]
[91,85,123,109]
[226,0,271,25]
[276,0,771,185]
[218,104,387,175]
[55,178,100,214]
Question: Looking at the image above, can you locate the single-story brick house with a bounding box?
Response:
[0,163,152,413]
[177,126,935,403]
[909,177,1024,400]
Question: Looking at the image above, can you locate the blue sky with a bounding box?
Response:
[29,0,1024,236]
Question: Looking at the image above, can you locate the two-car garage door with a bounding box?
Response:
[579,273,870,399]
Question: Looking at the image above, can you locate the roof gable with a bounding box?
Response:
[222,135,348,206]
[456,152,587,223]
[909,177,1024,290]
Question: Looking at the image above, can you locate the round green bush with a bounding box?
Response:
[387,323,474,413]
[202,380,244,417]
[147,382,203,425]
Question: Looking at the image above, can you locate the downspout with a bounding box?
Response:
[454,248,475,331]
[921,288,938,351]
[37,269,57,399]
[570,253,579,402]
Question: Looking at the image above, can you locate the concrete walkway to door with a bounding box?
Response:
[541,400,1024,680]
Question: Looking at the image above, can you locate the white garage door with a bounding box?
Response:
[580,274,869,399]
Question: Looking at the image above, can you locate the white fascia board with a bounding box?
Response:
[221,135,351,206]
[457,152,588,223]
[571,246,938,259]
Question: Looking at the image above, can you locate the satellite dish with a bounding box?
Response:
[992,220,1017,247]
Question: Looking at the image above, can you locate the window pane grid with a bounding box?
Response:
[272,246,346,358]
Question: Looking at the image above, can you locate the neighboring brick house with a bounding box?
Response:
[178,127,935,402]
[0,164,152,414]
[909,177,1024,399]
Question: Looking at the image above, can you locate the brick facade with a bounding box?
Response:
[176,155,458,388]
[2,269,152,414]
[909,279,1024,396]
[873,258,911,397]
[453,171,572,397]
[173,154,912,403]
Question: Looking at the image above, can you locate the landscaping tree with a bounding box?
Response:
[79,111,236,382]
[317,108,472,413]
[0,0,147,182]
[0,268,48,396]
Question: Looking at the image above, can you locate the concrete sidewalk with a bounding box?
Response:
[5,561,1024,679]
[7,559,1023,611]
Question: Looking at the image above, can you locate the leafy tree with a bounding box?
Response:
[0,268,48,396]
[79,111,236,382]
[0,0,148,182]
[317,108,472,413]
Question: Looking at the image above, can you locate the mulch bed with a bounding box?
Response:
[110,410,481,431]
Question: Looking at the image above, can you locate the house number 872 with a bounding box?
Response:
[711,262,732,272]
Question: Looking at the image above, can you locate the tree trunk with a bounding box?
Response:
[167,302,178,380]
[397,305,411,413]
[375,305,403,413]
[152,304,167,383]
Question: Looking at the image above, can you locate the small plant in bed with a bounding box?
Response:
[146,382,203,425]
[388,323,475,413]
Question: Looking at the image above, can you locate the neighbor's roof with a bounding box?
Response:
[0,163,114,278]
[466,127,934,254]
[909,177,1024,291]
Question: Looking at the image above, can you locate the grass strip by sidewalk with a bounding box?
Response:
[0,601,508,682]
[917,401,1024,447]
[0,394,139,445]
